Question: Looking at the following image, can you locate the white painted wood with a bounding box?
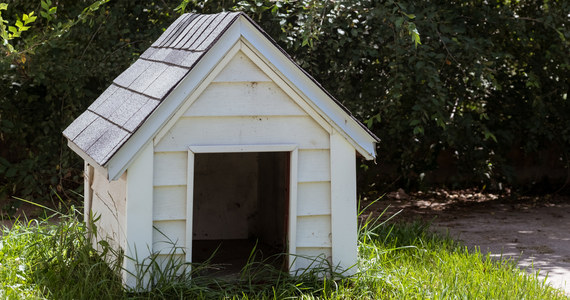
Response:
[189,144,297,153]
[152,41,243,152]
[294,247,332,270]
[212,51,271,82]
[288,147,298,271]
[297,182,331,216]
[238,41,334,136]
[90,169,128,251]
[155,254,186,276]
[330,131,358,275]
[153,152,187,186]
[153,186,186,221]
[184,82,306,117]
[239,17,377,159]
[297,150,331,183]
[296,215,332,248]
[106,25,242,181]
[123,142,154,288]
[155,116,329,152]
[153,220,186,254]
[84,162,94,237]
[185,150,195,264]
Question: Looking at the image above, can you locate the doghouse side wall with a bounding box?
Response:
[88,165,128,255]
[152,51,334,270]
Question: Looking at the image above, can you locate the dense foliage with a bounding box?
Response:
[0,0,568,202]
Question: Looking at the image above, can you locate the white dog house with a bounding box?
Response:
[63,12,378,287]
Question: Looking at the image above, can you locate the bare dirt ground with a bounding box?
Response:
[368,189,570,295]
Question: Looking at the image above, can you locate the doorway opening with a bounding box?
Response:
[191,151,289,276]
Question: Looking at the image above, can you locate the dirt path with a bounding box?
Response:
[370,189,570,294]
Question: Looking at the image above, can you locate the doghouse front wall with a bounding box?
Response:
[151,51,334,270]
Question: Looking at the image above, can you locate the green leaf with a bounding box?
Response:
[8,25,17,34]
[413,126,424,135]
[395,17,404,28]
[484,131,497,143]
[0,3,7,10]
[41,0,49,10]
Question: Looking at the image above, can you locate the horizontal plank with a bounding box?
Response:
[297,182,331,216]
[153,186,187,221]
[153,151,187,186]
[212,51,271,82]
[155,116,329,152]
[152,220,186,254]
[296,215,331,248]
[294,247,332,270]
[189,144,297,153]
[185,82,306,117]
[297,150,331,182]
[155,254,187,274]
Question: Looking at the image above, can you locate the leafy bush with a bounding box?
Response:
[1,0,569,202]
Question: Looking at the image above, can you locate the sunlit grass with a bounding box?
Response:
[0,207,567,299]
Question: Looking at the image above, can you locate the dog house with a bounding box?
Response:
[63,12,378,287]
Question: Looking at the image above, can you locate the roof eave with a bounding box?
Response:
[67,139,109,178]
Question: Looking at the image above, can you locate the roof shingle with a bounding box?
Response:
[64,12,241,166]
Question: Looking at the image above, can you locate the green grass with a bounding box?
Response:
[0,207,567,299]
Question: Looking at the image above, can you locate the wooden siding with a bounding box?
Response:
[297,182,331,216]
[151,49,333,269]
[212,51,271,82]
[153,151,187,186]
[296,215,332,248]
[90,169,127,252]
[295,247,332,270]
[185,82,306,117]
[155,254,186,276]
[154,116,329,152]
[153,186,186,221]
[297,150,331,182]
[153,220,186,254]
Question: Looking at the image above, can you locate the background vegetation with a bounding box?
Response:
[1,0,568,203]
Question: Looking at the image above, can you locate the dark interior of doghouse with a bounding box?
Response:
[192,152,289,276]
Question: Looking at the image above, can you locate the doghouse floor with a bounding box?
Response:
[192,239,285,277]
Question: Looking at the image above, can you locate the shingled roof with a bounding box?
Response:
[64,11,379,179]
[63,12,241,166]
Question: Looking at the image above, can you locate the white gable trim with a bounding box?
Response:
[152,41,243,148]
[152,39,335,148]
[105,15,376,181]
[238,17,377,160]
[239,41,333,135]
